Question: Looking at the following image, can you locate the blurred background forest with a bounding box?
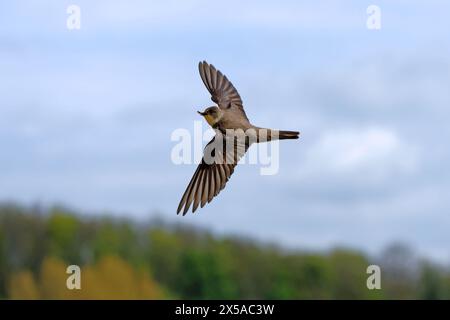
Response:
[0,202,449,300]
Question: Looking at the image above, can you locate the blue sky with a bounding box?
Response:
[0,1,449,263]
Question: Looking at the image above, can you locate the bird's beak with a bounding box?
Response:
[197,111,206,116]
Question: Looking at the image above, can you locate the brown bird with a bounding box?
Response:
[177,61,299,215]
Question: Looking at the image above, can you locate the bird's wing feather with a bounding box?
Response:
[198,61,249,121]
[177,131,250,215]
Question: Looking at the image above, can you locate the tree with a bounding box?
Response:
[8,270,39,299]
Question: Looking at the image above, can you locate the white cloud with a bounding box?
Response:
[300,127,419,183]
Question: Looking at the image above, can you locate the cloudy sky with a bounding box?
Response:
[1,1,449,263]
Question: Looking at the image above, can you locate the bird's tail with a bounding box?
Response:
[255,128,300,142]
[278,130,300,140]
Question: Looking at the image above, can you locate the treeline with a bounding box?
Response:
[0,203,449,299]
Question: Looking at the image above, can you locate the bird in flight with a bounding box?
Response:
[177,61,299,215]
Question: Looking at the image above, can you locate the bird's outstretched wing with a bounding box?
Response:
[198,61,249,121]
[177,131,251,215]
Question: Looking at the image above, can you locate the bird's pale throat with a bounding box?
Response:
[203,114,217,127]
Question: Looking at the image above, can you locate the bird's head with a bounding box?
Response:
[197,106,223,127]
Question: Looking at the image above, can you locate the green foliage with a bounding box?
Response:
[48,209,80,262]
[418,262,448,299]
[0,203,448,299]
[329,249,373,299]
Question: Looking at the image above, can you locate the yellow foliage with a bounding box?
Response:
[136,270,165,299]
[79,255,164,299]
[8,270,39,300]
[8,255,165,299]
[39,256,83,299]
